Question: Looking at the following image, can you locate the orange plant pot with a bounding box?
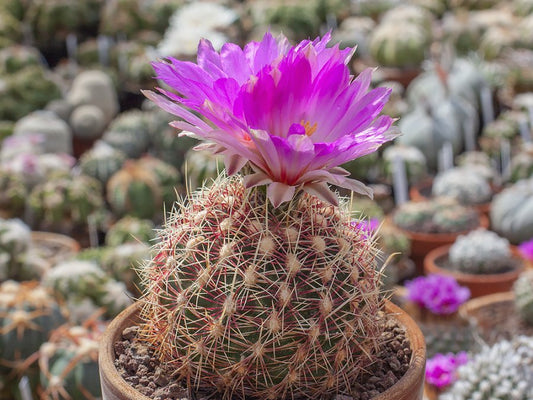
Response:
[99,301,427,400]
[424,245,525,298]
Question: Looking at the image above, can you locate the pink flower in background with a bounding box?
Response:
[425,352,468,389]
[351,217,380,239]
[405,274,470,315]
[518,238,533,261]
[146,32,396,206]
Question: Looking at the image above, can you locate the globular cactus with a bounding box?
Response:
[0,169,26,218]
[42,260,132,323]
[393,198,480,234]
[0,218,34,281]
[508,143,533,183]
[0,9,22,47]
[0,281,66,371]
[139,175,385,400]
[79,141,126,186]
[480,112,521,157]
[107,158,180,220]
[148,119,198,171]
[382,144,427,185]
[69,104,107,141]
[102,110,152,159]
[0,45,42,74]
[39,322,103,400]
[28,174,105,233]
[449,228,514,274]
[105,216,155,247]
[101,242,150,295]
[183,148,226,191]
[422,322,478,358]
[369,23,430,69]
[456,151,500,185]
[440,336,533,400]
[490,177,533,244]
[0,66,62,122]
[432,167,492,206]
[513,270,533,326]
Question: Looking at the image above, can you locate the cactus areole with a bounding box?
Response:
[138,32,398,399]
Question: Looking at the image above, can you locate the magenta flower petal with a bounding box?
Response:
[149,32,395,206]
[518,238,533,261]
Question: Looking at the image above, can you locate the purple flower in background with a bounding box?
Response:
[146,32,396,207]
[351,217,380,238]
[519,238,533,261]
[425,352,468,389]
[405,274,470,315]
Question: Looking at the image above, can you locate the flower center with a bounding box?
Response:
[288,121,317,137]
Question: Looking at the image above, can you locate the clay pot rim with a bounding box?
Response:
[458,291,515,321]
[30,231,81,253]
[388,214,489,244]
[424,245,525,285]
[99,301,426,400]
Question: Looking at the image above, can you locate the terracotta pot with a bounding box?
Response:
[99,301,426,400]
[31,231,80,265]
[424,245,524,298]
[392,214,489,276]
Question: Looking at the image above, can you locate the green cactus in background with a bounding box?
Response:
[0,45,42,74]
[0,218,35,281]
[0,66,62,121]
[440,336,533,400]
[0,281,66,372]
[39,322,103,400]
[393,198,480,234]
[0,9,22,47]
[69,104,107,141]
[107,157,180,220]
[79,141,126,185]
[138,174,385,399]
[480,111,522,157]
[28,174,105,233]
[0,169,27,218]
[102,110,151,159]
[513,270,533,326]
[101,242,150,295]
[183,148,224,191]
[432,167,492,206]
[105,216,155,247]
[42,260,132,323]
[449,228,514,274]
[421,321,478,358]
[508,143,533,183]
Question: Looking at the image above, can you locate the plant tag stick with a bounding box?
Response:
[98,35,111,67]
[500,139,511,176]
[480,85,494,127]
[18,376,33,400]
[463,116,477,152]
[392,155,408,206]
[87,215,98,248]
[519,116,531,143]
[438,142,454,172]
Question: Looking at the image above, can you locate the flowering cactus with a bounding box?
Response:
[425,352,468,389]
[138,32,396,399]
[405,274,471,315]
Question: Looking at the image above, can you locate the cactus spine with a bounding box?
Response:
[139,175,384,400]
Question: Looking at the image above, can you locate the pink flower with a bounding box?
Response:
[146,32,396,207]
[405,274,470,315]
[518,238,533,261]
[425,352,468,389]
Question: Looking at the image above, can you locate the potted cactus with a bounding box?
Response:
[391,197,486,274]
[459,270,533,346]
[424,229,525,298]
[98,32,426,400]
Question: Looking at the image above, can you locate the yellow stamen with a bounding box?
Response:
[300,120,318,136]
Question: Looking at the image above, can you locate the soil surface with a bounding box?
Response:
[466,299,533,345]
[114,317,412,400]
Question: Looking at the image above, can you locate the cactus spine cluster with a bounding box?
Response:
[102,110,151,159]
[513,270,533,325]
[79,141,126,185]
[139,175,385,400]
[440,336,533,400]
[449,228,514,274]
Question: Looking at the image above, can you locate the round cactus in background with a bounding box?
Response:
[102,110,151,159]
[513,270,533,325]
[0,170,27,218]
[105,216,155,247]
[79,141,126,186]
[449,228,514,274]
[432,167,492,206]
